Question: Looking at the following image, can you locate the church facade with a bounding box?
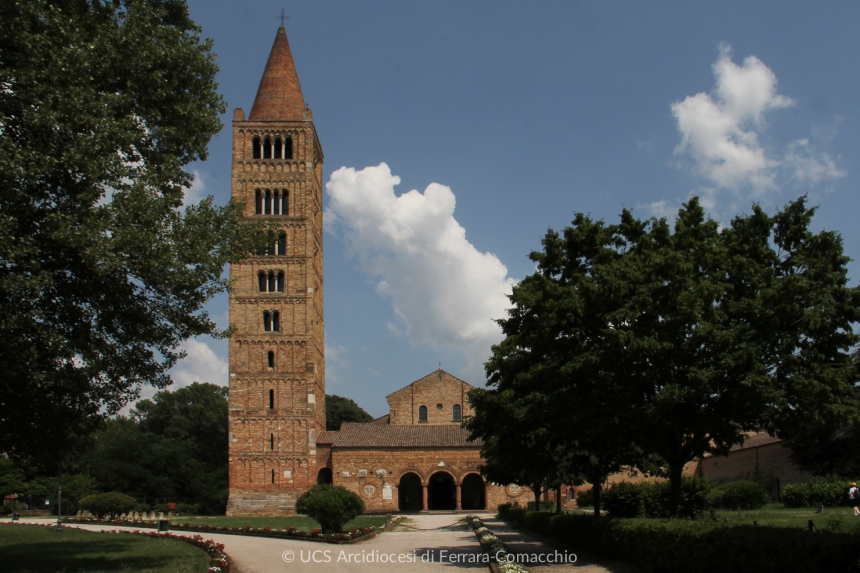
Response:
[226,27,522,516]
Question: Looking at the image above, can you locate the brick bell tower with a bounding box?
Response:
[226,26,325,516]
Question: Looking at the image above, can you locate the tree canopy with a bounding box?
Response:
[473,197,860,515]
[325,395,373,431]
[0,0,264,464]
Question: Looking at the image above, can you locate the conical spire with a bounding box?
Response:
[248,27,306,121]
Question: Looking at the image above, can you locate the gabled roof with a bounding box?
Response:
[326,422,482,448]
[385,369,475,399]
[248,27,306,121]
[317,431,335,445]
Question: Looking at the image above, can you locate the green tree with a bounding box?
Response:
[82,383,229,514]
[295,485,365,533]
[0,0,264,465]
[487,197,860,516]
[325,395,373,431]
[79,491,137,519]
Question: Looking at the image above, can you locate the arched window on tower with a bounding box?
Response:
[285,136,293,159]
[272,311,280,332]
[267,351,275,369]
[274,137,282,159]
[276,271,285,292]
[282,190,289,215]
[271,469,275,484]
[418,405,428,423]
[263,137,272,159]
[277,232,287,255]
[264,189,272,215]
[258,271,267,292]
[453,404,462,422]
[268,271,275,293]
[269,389,274,409]
[255,189,263,214]
[252,137,261,159]
[263,311,272,332]
[270,433,274,450]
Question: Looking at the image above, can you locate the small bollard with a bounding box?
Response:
[817,504,824,514]
[157,519,169,532]
[753,521,758,526]
[11,513,19,522]
[808,520,815,531]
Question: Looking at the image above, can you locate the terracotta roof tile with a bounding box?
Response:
[327,422,482,448]
[317,431,334,445]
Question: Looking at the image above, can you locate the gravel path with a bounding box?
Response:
[481,516,634,573]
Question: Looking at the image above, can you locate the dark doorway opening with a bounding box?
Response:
[428,472,456,510]
[317,468,332,485]
[460,474,486,510]
[399,472,423,512]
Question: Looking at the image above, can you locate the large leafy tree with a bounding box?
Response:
[82,383,229,514]
[0,1,263,464]
[325,395,373,431]
[485,197,860,516]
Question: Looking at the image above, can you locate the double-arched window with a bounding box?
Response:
[263,310,280,332]
[418,405,428,423]
[258,270,285,292]
[255,189,289,215]
[261,232,287,256]
[252,135,293,160]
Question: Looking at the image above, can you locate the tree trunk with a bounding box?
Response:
[668,462,683,517]
[556,485,562,514]
[534,483,541,511]
[592,482,602,517]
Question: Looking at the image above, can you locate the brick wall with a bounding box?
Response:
[387,370,475,425]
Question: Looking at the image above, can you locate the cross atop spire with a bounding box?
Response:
[248,26,306,121]
[278,9,289,27]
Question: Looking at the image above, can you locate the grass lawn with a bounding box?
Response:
[0,523,210,573]
[176,514,388,531]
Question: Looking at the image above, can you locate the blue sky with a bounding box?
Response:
[170,1,860,417]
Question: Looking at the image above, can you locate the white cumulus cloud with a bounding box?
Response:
[672,45,793,193]
[667,45,845,215]
[325,163,515,382]
[170,338,228,387]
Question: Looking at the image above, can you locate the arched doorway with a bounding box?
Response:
[398,472,423,512]
[428,472,456,510]
[460,473,486,510]
[317,468,332,485]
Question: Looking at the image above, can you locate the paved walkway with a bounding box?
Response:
[6,515,491,573]
[482,516,633,573]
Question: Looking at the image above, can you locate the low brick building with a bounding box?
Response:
[317,369,525,513]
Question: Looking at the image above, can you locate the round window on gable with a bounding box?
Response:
[436,404,443,410]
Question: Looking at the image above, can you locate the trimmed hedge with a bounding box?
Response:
[716,481,768,510]
[501,511,860,573]
[783,477,853,508]
[575,488,594,508]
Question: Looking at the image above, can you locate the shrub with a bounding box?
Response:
[601,479,710,519]
[523,511,554,535]
[79,492,137,518]
[575,488,594,508]
[604,482,642,517]
[174,503,197,516]
[782,477,854,508]
[295,485,364,533]
[527,500,554,511]
[719,481,768,510]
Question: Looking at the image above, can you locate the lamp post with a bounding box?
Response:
[55,475,62,532]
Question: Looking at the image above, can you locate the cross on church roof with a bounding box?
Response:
[277,9,289,27]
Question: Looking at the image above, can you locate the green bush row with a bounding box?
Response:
[601,478,712,518]
[709,480,769,510]
[497,509,860,573]
[782,477,856,508]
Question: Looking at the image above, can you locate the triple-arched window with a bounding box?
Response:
[263,310,280,332]
[252,136,293,160]
[261,232,287,256]
[452,404,462,422]
[255,189,289,215]
[418,405,428,423]
[258,270,285,292]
